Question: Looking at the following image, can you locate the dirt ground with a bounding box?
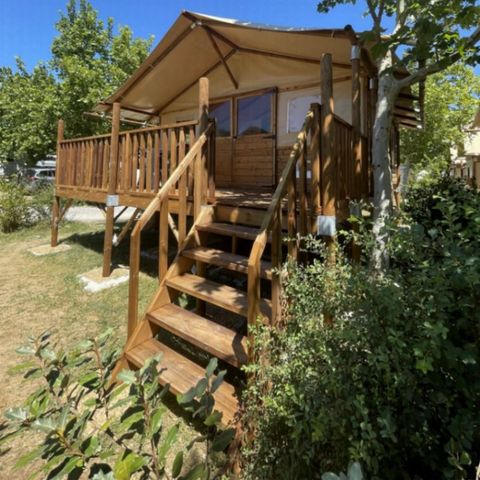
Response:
[0,221,205,478]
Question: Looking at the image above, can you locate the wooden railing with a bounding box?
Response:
[127,122,214,336]
[57,133,112,189]
[246,104,369,355]
[56,120,199,196]
[247,108,317,343]
[116,120,197,195]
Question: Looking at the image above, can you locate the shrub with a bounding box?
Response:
[1,329,234,479]
[242,177,480,479]
[0,177,30,232]
[0,178,53,232]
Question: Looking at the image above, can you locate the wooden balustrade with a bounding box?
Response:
[57,133,112,190]
[247,109,316,340]
[127,123,214,336]
[246,104,368,357]
[56,119,199,197]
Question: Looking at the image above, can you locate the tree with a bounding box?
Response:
[401,64,480,177]
[317,0,480,271]
[0,60,60,163]
[0,0,153,163]
[51,0,153,137]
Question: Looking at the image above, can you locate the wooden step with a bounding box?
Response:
[196,222,264,242]
[182,247,272,280]
[126,338,238,425]
[166,273,272,319]
[147,303,248,367]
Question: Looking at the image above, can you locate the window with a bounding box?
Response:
[237,92,273,136]
[209,101,231,137]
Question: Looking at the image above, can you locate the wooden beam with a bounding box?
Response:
[102,102,121,277]
[204,27,238,90]
[237,45,352,70]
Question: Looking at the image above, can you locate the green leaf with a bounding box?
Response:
[119,410,144,432]
[15,448,44,469]
[211,428,235,452]
[321,474,340,480]
[4,407,28,422]
[32,417,57,434]
[195,378,208,397]
[172,451,183,478]
[117,369,136,385]
[347,462,363,480]
[78,371,98,386]
[150,406,167,435]
[205,357,218,378]
[16,345,36,355]
[204,410,222,427]
[211,370,226,394]
[114,452,147,480]
[180,463,206,480]
[91,471,115,480]
[177,387,196,405]
[158,424,179,463]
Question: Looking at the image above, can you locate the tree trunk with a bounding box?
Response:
[371,53,400,273]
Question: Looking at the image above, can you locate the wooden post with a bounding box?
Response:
[102,102,121,277]
[320,53,337,327]
[310,103,321,234]
[351,44,362,200]
[320,54,336,221]
[51,119,64,247]
[196,77,209,315]
[198,77,209,206]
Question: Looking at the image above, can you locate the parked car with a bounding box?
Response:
[25,167,56,190]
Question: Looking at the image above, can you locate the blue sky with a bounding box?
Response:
[0,0,375,70]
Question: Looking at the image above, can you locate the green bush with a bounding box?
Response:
[0,178,30,232]
[1,330,235,479]
[242,177,480,479]
[0,178,53,232]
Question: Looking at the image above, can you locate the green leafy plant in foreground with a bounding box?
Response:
[1,329,234,479]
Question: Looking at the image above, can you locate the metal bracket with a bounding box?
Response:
[106,195,119,207]
[317,215,336,236]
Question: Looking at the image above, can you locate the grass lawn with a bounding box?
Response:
[0,220,206,478]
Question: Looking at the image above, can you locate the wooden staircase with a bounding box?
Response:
[118,205,275,425]
[113,105,328,428]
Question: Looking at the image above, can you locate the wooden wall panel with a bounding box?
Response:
[232,136,274,187]
[215,138,233,187]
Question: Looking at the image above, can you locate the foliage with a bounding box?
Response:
[0,0,153,163]
[401,64,480,176]
[1,329,234,479]
[0,60,60,163]
[317,0,480,272]
[51,0,153,138]
[0,178,30,232]
[242,177,480,479]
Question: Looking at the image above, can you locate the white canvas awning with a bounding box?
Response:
[93,11,421,128]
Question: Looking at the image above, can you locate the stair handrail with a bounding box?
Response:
[246,109,316,349]
[128,123,213,336]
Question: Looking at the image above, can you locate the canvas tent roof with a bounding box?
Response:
[93,11,421,128]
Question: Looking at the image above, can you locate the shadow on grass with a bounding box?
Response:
[62,225,175,279]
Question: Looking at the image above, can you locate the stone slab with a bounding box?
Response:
[78,266,129,293]
[29,243,72,256]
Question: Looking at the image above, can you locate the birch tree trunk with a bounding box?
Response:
[371,52,400,273]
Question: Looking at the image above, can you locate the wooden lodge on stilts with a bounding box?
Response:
[51,12,422,425]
